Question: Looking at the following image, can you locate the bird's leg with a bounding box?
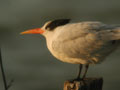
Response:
[82,64,89,79]
[69,64,83,82]
[76,64,83,80]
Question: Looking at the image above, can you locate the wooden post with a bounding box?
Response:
[64,78,103,90]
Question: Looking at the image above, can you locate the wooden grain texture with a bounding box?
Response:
[63,78,103,90]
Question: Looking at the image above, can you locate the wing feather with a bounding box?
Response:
[51,21,120,62]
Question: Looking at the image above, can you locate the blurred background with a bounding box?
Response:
[0,0,120,90]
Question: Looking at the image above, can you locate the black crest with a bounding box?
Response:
[45,19,71,30]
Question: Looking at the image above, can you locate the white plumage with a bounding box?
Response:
[42,21,120,64]
[21,19,120,79]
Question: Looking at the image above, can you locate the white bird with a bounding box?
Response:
[21,19,120,80]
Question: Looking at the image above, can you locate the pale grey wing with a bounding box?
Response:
[52,22,120,62]
[52,32,106,59]
[55,21,120,42]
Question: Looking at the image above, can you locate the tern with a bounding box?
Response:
[21,19,120,80]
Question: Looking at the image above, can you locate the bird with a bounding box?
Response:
[21,19,120,80]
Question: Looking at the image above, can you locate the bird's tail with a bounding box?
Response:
[99,27,120,41]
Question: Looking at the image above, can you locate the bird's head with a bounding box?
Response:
[20,19,70,35]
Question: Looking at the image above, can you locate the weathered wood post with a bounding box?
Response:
[64,78,103,90]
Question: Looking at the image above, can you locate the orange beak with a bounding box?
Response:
[20,28,45,35]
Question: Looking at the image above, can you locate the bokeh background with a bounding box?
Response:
[0,0,120,90]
